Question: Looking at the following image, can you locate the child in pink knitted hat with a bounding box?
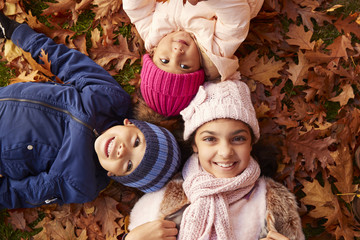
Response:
[122,80,304,240]
[122,0,264,117]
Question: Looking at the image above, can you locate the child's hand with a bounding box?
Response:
[125,220,178,240]
[260,231,289,240]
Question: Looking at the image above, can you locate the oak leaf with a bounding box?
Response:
[238,50,259,77]
[93,0,122,20]
[90,36,139,72]
[328,146,358,203]
[93,195,124,237]
[327,35,353,59]
[8,210,27,231]
[285,128,335,171]
[249,56,285,87]
[286,24,315,50]
[287,50,315,85]
[329,84,354,106]
[334,14,360,39]
[301,179,335,219]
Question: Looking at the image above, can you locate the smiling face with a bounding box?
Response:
[192,119,253,178]
[95,119,146,177]
[153,31,201,74]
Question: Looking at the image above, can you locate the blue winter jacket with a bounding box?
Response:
[0,24,131,209]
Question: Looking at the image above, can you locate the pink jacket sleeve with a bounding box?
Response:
[122,0,156,44]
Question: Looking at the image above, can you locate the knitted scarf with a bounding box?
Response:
[178,154,261,240]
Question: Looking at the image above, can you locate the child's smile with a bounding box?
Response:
[192,118,253,178]
[95,119,146,176]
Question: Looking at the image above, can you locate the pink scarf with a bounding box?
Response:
[178,154,261,240]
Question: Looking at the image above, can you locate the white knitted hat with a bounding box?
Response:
[180,80,260,141]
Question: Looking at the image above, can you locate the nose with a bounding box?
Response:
[218,141,233,159]
[117,143,127,158]
[173,45,184,54]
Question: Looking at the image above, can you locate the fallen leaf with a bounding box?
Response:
[286,24,315,50]
[329,84,354,106]
[249,56,285,86]
[301,179,336,219]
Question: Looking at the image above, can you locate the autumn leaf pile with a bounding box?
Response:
[0,0,359,239]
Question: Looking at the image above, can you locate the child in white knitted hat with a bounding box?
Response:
[122,0,264,117]
[122,80,304,240]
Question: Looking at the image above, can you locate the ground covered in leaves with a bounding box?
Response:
[0,0,359,239]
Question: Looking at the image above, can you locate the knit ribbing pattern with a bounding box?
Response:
[179,154,261,240]
[140,54,205,116]
[112,119,181,193]
[181,80,260,141]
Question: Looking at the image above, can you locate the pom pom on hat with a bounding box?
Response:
[111,119,181,193]
[140,54,205,117]
[181,80,260,142]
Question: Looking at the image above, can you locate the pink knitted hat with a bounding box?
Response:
[140,54,205,117]
[180,80,260,141]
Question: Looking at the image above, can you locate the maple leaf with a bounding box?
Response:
[301,179,336,219]
[329,84,354,106]
[285,128,335,171]
[287,50,315,85]
[249,56,285,87]
[286,24,315,50]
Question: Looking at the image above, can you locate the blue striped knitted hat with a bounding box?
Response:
[111,119,181,193]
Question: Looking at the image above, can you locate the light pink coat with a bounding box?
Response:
[122,0,264,81]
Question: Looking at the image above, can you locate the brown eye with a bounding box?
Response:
[161,59,169,64]
[126,160,133,172]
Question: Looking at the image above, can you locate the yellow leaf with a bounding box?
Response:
[326,4,343,12]
[4,40,22,62]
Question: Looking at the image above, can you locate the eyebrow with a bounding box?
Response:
[199,129,249,136]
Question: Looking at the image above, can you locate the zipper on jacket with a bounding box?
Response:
[0,98,99,137]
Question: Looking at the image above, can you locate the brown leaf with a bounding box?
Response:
[249,56,285,86]
[8,210,27,230]
[327,35,353,59]
[285,128,335,171]
[286,24,315,50]
[93,0,122,20]
[334,13,360,39]
[329,84,354,106]
[90,37,139,71]
[93,195,123,237]
[328,145,358,203]
[301,179,336,219]
[287,50,315,85]
[239,50,259,77]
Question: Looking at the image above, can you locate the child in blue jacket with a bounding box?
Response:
[0,12,181,210]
